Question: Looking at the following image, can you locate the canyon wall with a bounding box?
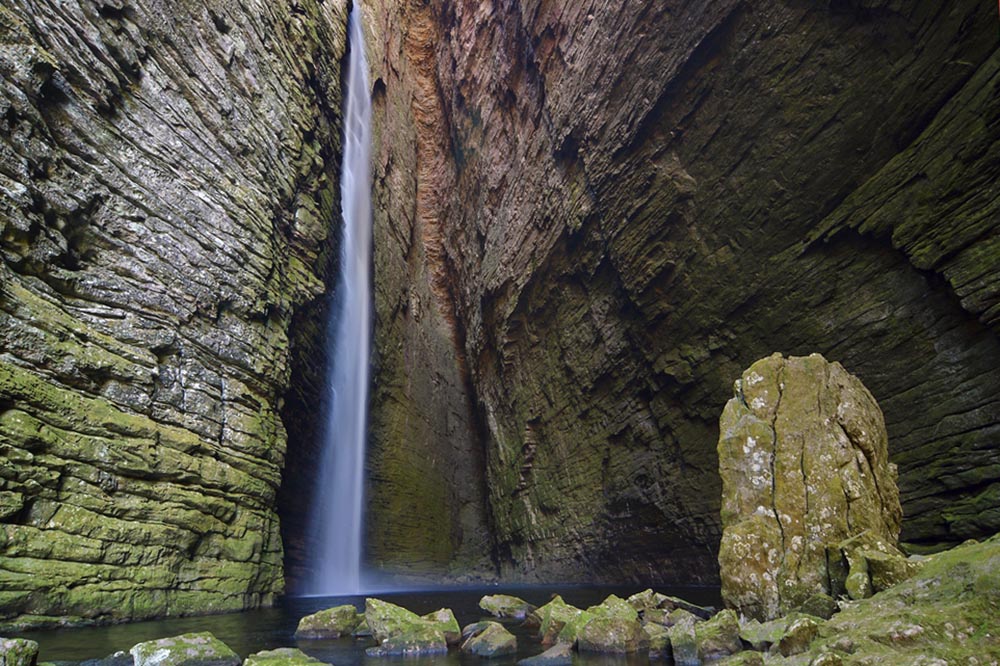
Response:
[0,0,348,626]
[367,0,1000,583]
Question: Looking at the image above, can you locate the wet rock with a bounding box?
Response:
[718,353,904,620]
[666,611,700,666]
[243,649,328,666]
[517,643,572,666]
[461,621,517,659]
[294,605,362,638]
[462,622,495,641]
[533,596,583,645]
[694,609,742,661]
[0,638,38,666]
[642,623,671,659]
[129,633,239,666]
[75,651,132,666]
[364,599,449,656]
[479,594,535,619]
[421,608,462,646]
[557,595,642,650]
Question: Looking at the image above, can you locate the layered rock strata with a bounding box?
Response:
[367,0,1000,582]
[0,0,348,626]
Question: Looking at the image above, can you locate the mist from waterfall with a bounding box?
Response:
[305,1,372,596]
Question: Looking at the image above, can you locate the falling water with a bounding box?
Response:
[306,2,372,596]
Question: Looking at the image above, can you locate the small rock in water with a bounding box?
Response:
[479,594,536,619]
[129,633,240,666]
[461,621,517,658]
[0,638,39,666]
[364,598,453,656]
[294,604,362,638]
[517,643,573,666]
[244,649,329,666]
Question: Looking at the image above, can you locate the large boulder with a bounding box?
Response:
[129,633,239,666]
[718,353,904,620]
[294,605,362,638]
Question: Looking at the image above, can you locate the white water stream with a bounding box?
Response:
[306,2,372,596]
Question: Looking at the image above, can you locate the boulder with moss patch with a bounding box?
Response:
[0,638,38,666]
[718,354,905,620]
[243,649,328,666]
[533,596,583,645]
[364,599,450,656]
[294,605,362,638]
[129,633,239,666]
[479,595,536,619]
[461,622,517,658]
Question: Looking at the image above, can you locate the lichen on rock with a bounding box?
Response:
[718,353,904,620]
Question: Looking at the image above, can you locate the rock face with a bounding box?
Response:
[718,353,904,619]
[0,0,348,626]
[365,0,1000,583]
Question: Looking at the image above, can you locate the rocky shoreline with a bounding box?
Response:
[5,541,998,666]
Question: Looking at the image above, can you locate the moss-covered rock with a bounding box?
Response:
[694,609,742,661]
[243,649,328,666]
[364,598,450,656]
[666,610,701,666]
[294,604,362,638]
[460,621,517,658]
[129,633,239,666]
[643,623,671,659]
[479,594,536,619]
[795,594,839,621]
[422,608,461,646]
[556,594,641,649]
[0,638,38,666]
[533,596,582,645]
[719,354,904,620]
[767,535,1000,662]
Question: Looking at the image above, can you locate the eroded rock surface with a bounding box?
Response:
[365,0,1000,583]
[718,353,903,619]
[1,0,347,626]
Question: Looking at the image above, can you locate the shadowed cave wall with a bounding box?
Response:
[362,0,1000,585]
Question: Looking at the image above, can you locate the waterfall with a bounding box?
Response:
[306,1,372,596]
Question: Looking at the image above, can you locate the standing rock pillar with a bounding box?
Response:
[717,353,906,620]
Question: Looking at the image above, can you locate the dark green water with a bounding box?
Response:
[17,586,721,665]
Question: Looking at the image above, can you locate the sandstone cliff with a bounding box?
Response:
[366,0,1000,583]
[1,0,348,626]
